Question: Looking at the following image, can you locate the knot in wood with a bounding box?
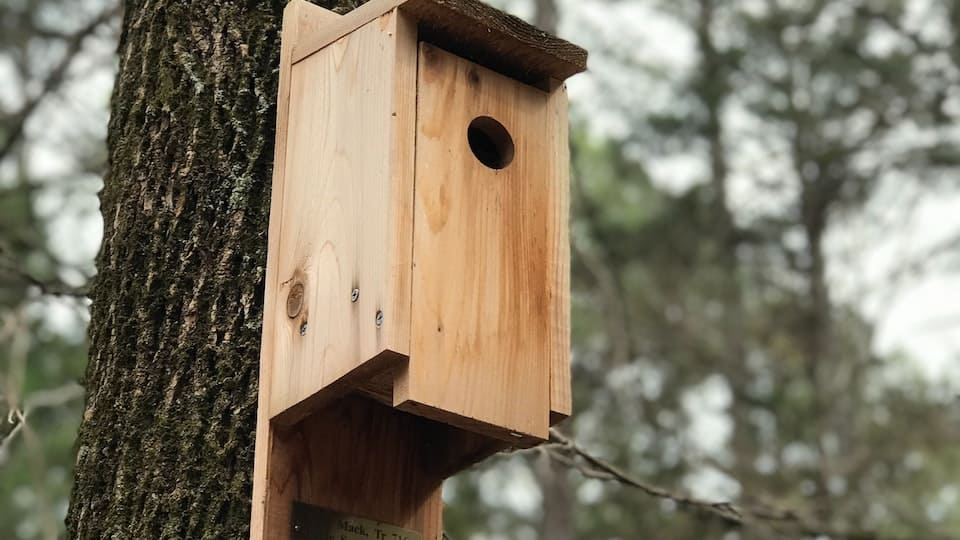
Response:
[287,282,305,318]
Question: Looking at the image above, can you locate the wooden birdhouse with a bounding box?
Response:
[251,1,586,538]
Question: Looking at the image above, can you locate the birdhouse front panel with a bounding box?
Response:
[392,43,569,441]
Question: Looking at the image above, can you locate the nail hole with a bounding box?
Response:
[467,116,514,170]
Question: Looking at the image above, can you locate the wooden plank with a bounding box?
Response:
[250,2,341,538]
[546,81,572,424]
[260,396,445,540]
[268,10,417,420]
[292,0,344,37]
[397,43,562,442]
[291,0,588,85]
[404,0,587,86]
[292,0,405,64]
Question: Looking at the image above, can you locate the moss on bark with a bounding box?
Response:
[67,1,365,538]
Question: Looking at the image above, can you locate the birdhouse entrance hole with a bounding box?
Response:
[467,116,514,170]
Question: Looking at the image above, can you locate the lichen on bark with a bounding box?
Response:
[67,1,366,538]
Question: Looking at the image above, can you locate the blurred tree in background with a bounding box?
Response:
[0,0,115,538]
[2,0,960,538]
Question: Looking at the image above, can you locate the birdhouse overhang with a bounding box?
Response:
[292,0,588,87]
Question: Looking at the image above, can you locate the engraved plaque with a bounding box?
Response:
[290,501,423,540]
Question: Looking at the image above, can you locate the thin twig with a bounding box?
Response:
[0,4,120,162]
[545,429,934,540]
[0,383,84,460]
[0,252,90,298]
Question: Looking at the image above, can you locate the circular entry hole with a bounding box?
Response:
[467,116,515,170]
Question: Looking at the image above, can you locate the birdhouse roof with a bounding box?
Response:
[292,0,588,86]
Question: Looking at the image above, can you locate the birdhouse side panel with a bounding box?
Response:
[268,11,418,419]
[545,83,571,423]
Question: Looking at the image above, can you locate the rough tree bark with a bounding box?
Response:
[66,1,361,538]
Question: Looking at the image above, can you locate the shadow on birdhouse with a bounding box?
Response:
[251,1,586,538]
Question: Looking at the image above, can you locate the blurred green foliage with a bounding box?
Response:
[1,0,111,537]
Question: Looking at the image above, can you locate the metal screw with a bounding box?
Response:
[299,322,308,336]
[293,524,302,533]
[351,288,360,303]
[375,311,384,328]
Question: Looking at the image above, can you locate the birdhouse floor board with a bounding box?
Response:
[271,349,408,429]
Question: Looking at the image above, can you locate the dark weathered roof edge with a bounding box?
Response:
[404,0,588,83]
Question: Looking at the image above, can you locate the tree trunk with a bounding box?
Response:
[536,452,573,540]
[66,1,360,537]
[533,0,558,35]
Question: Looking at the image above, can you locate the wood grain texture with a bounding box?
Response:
[546,81,572,424]
[396,43,567,442]
[251,2,338,537]
[267,9,417,420]
[291,0,587,85]
[254,9,574,538]
[260,396,445,540]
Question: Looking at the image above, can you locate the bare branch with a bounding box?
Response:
[0,383,84,461]
[0,251,90,298]
[0,4,120,162]
[545,429,936,540]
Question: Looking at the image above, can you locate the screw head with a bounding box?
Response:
[375,311,384,328]
[299,322,308,336]
[293,524,302,533]
[351,288,360,303]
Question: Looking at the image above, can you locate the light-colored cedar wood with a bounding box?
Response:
[259,396,445,540]
[257,394,508,540]
[395,43,566,442]
[292,0,344,38]
[291,0,588,85]
[267,9,418,421]
[255,5,577,537]
[250,2,340,537]
[546,81,572,424]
